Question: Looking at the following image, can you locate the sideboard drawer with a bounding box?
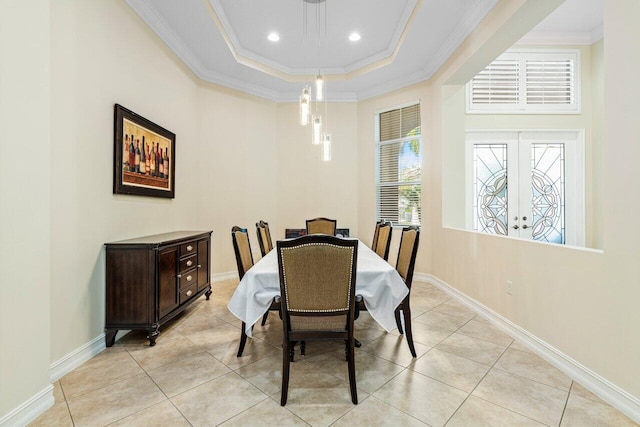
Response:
[180,254,197,272]
[180,242,197,257]
[180,283,198,304]
[179,269,197,290]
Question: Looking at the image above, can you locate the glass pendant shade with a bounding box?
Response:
[312,114,322,144]
[299,96,310,126]
[315,75,324,101]
[322,133,331,161]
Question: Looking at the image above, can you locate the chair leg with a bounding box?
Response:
[281,340,291,406]
[395,308,404,334]
[402,305,417,358]
[346,337,358,404]
[237,322,248,357]
[261,311,269,326]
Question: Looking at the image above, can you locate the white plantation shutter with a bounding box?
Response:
[470,58,519,106]
[525,57,574,106]
[467,50,579,113]
[376,104,421,226]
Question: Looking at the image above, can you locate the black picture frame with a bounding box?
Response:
[114,104,175,198]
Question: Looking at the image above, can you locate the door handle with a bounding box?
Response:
[512,225,519,230]
[522,224,530,229]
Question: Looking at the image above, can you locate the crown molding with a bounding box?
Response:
[421,0,499,80]
[207,0,421,80]
[517,30,601,46]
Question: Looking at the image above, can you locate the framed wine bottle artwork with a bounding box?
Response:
[113,104,175,198]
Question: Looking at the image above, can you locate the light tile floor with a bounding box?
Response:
[31,280,638,427]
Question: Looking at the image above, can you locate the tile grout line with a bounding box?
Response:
[558,381,575,426]
[441,336,514,426]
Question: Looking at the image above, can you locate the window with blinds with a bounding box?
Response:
[376,103,421,226]
[467,50,580,113]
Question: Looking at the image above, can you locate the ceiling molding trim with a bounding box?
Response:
[206,0,421,81]
[517,31,594,46]
[344,0,422,79]
[124,0,213,81]
[198,69,283,101]
[420,0,499,80]
[356,68,428,101]
[125,0,286,101]
[590,24,604,43]
[276,91,359,103]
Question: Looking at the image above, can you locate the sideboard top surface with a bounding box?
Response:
[105,231,212,247]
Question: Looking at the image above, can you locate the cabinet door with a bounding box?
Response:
[197,238,209,290]
[158,246,179,318]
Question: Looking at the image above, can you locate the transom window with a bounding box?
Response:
[467,49,581,114]
[375,103,422,226]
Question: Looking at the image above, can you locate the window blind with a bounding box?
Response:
[376,104,421,226]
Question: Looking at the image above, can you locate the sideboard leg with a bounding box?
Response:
[105,329,118,347]
[205,288,212,300]
[148,324,160,346]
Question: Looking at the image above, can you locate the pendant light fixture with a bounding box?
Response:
[315,73,324,101]
[312,114,322,145]
[299,85,311,125]
[299,0,331,160]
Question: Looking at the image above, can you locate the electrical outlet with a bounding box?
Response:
[506,280,513,295]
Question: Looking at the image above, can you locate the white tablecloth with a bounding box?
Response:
[227,240,409,337]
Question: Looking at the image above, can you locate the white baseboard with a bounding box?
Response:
[8,273,236,425]
[415,272,640,424]
[0,384,53,427]
[49,334,105,383]
[211,271,237,282]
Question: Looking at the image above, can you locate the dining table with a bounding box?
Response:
[227,239,409,337]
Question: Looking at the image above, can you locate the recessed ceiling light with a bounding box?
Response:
[268,32,280,42]
[349,32,361,42]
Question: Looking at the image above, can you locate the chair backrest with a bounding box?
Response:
[231,226,254,280]
[305,217,337,236]
[255,220,273,257]
[277,235,358,332]
[396,226,420,289]
[371,220,383,252]
[374,221,393,261]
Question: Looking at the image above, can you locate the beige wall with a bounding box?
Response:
[276,102,359,242]
[196,84,278,272]
[49,0,201,363]
[0,0,52,417]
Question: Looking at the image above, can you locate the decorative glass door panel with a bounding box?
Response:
[467,131,583,246]
[473,144,508,235]
[530,143,566,244]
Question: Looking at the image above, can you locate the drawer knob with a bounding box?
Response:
[187,245,193,251]
[186,290,193,297]
[187,275,193,282]
[177,274,182,278]
[186,260,193,267]
[197,264,202,268]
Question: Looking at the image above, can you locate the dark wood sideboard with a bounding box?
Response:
[105,231,212,346]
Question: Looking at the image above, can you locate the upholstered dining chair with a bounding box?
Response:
[255,220,275,326]
[393,226,420,357]
[277,234,359,406]
[305,217,337,235]
[231,226,279,357]
[255,220,273,257]
[373,220,393,261]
